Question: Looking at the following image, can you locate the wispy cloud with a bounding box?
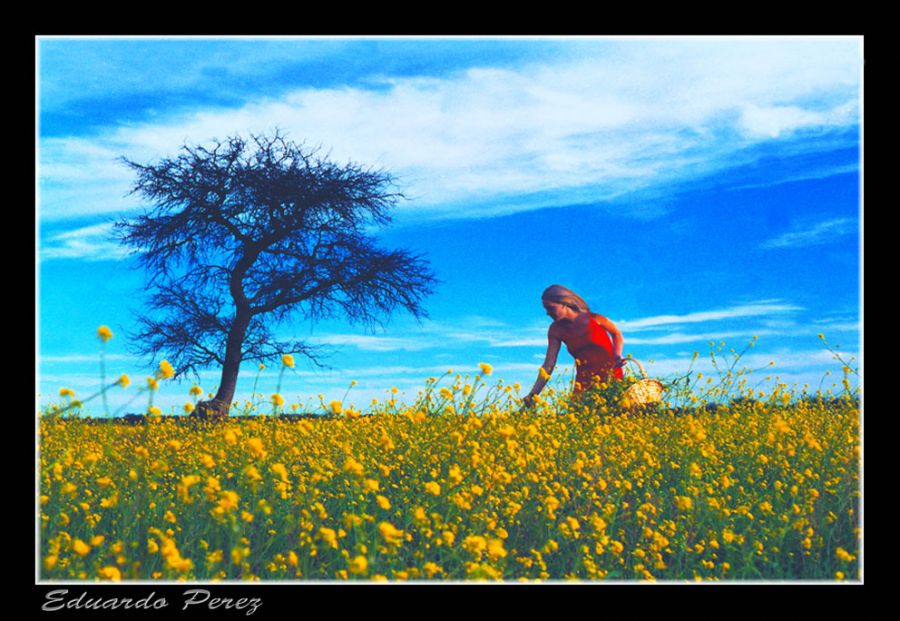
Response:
[307,327,505,353]
[39,37,861,222]
[40,222,129,262]
[627,331,748,346]
[736,101,858,139]
[632,348,855,378]
[299,301,807,354]
[811,317,860,335]
[41,353,136,364]
[619,301,803,331]
[306,333,435,352]
[761,217,857,249]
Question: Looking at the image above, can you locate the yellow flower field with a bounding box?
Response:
[38,377,860,582]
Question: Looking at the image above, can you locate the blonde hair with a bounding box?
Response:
[541,284,590,313]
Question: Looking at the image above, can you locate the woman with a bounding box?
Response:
[523,284,624,405]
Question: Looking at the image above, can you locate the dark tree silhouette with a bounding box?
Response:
[115,132,437,419]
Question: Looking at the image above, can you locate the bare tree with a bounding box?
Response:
[115,132,437,419]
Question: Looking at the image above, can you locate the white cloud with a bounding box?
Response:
[627,331,748,346]
[631,347,855,380]
[762,217,857,249]
[490,337,547,348]
[737,102,858,139]
[306,333,436,352]
[296,300,810,355]
[619,301,803,331]
[811,319,860,335]
[41,353,135,364]
[39,37,861,222]
[40,222,130,261]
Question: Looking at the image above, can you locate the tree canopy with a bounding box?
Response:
[115,132,437,418]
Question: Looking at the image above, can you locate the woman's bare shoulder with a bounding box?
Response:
[547,320,565,339]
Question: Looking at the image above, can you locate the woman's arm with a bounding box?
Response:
[594,314,625,364]
[524,331,562,404]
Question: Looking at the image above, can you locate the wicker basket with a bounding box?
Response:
[621,358,664,408]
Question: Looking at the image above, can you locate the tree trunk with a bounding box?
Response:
[194,311,251,421]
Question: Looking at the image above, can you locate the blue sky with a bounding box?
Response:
[36,36,862,415]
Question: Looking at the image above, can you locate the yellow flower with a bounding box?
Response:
[59,387,75,398]
[158,359,175,380]
[424,481,441,496]
[497,424,515,438]
[98,566,121,581]
[466,562,502,580]
[463,535,487,558]
[243,465,262,482]
[147,377,159,391]
[424,562,443,578]
[189,385,204,396]
[448,464,463,484]
[330,401,343,415]
[344,457,364,476]
[246,438,267,459]
[318,527,338,549]
[478,362,493,376]
[674,496,693,511]
[378,522,405,545]
[216,491,240,514]
[348,555,368,575]
[183,402,195,413]
[148,406,162,417]
[544,496,560,514]
[487,538,507,560]
[231,546,248,566]
[835,547,856,562]
[271,463,289,481]
[271,393,285,407]
[97,325,113,342]
[72,539,91,556]
[281,354,295,368]
[117,374,131,388]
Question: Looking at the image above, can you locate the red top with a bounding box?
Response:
[570,319,624,390]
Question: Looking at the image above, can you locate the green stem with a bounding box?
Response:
[99,343,110,418]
